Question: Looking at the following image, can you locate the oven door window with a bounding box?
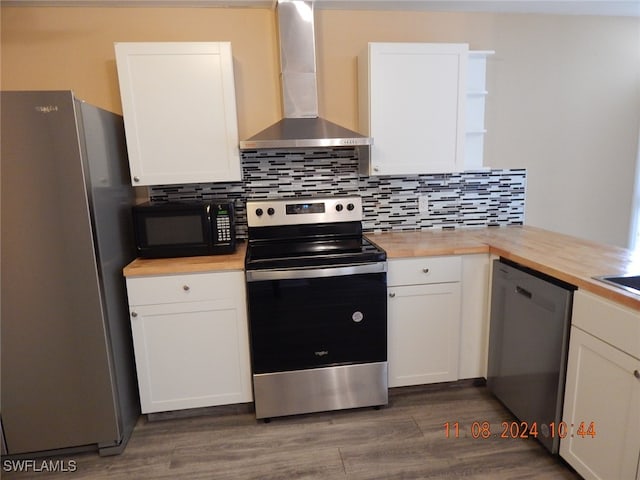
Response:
[247,272,387,374]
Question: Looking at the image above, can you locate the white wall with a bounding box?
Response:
[629,126,640,248]
[484,14,640,248]
[3,7,639,247]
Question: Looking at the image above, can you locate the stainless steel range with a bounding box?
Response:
[245,196,388,420]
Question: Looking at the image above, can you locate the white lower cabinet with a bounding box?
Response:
[560,290,640,480]
[387,256,462,387]
[126,271,252,413]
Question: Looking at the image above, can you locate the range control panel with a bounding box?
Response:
[246,196,363,227]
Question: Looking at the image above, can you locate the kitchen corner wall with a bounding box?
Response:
[149,148,525,238]
[3,6,637,247]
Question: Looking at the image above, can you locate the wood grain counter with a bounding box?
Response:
[367,226,640,311]
[123,241,247,277]
[122,227,639,310]
[364,229,490,257]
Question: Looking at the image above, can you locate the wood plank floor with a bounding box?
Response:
[3,383,581,479]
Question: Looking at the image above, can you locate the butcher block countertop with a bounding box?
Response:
[123,227,640,310]
[367,226,640,311]
[123,241,247,277]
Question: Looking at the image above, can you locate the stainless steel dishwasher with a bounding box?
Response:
[487,258,576,454]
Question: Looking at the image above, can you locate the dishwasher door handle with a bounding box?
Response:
[516,285,533,299]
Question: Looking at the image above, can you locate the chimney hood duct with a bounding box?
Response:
[239,0,372,150]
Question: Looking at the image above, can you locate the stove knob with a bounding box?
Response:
[335,203,344,212]
[347,203,355,211]
[255,208,264,217]
[267,207,275,216]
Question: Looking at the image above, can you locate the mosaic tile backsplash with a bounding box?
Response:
[149,148,525,238]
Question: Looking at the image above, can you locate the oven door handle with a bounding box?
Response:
[245,262,387,282]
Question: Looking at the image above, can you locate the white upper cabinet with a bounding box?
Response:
[359,42,468,176]
[115,42,241,186]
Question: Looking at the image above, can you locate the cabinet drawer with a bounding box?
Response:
[572,289,640,359]
[388,256,462,286]
[126,271,243,306]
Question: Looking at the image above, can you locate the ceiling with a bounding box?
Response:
[3,0,640,16]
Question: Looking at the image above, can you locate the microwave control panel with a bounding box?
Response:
[212,203,234,246]
[215,215,232,244]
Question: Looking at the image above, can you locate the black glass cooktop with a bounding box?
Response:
[245,236,386,270]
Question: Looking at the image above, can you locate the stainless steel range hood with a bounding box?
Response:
[239,0,372,150]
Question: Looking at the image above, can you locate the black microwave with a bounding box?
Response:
[132,201,236,258]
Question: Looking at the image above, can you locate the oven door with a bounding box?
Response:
[246,263,387,375]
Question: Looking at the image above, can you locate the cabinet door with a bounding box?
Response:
[362,43,468,175]
[130,297,252,413]
[387,282,461,387]
[115,42,240,186]
[560,326,640,480]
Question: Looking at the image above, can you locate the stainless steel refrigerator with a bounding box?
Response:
[1,91,140,456]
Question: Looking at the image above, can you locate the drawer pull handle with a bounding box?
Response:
[422,268,430,273]
[389,292,396,298]
[183,285,190,291]
[131,312,137,318]
[634,370,640,379]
